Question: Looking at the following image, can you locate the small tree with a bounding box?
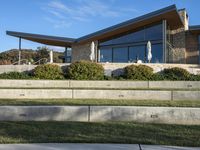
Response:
[35,46,49,62]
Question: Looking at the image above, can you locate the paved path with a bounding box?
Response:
[0,144,199,150]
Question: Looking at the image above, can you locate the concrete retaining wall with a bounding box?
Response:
[0,89,72,99]
[149,81,200,89]
[0,106,200,125]
[73,90,171,100]
[101,63,200,76]
[1,63,200,76]
[0,89,200,100]
[173,91,200,100]
[90,106,200,125]
[1,80,200,90]
[0,80,70,88]
[0,106,88,121]
[0,65,36,74]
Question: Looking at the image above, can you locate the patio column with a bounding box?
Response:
[18,37,21,65]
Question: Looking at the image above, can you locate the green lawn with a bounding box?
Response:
[0,99,200,107]
[0,122,199,146]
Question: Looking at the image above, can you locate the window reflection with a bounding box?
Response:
[145,24,163,41]
[100,48,112,62]
[151,44,163,63]
[113,47,128,62]
[129,45,145,63]
[99,23,163,63]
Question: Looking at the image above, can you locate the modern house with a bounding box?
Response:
[6,5,200,64]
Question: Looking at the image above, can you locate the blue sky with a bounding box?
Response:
[1,0,200,52]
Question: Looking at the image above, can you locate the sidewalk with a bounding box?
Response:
[0,144,198,150]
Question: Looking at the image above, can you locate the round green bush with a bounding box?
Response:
[33,64,64,80]
[124,65,153,80]
[0,72,31,79]
[190,74,200,81]
[162,67,191,80]
[67,61,104,80]
[151,73,165,81]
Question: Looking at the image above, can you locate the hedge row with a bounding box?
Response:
[0,61,200,81]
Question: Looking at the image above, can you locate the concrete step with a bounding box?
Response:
[0,80,200,89]
[0,89,200,100]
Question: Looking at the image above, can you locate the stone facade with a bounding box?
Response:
[167,9,189,64]
[186,32,199,64]
[71,41,98,62]
[169,27,186,64]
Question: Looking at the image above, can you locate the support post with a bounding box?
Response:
[65,47,68,63]
[18,37,21,65]
[163,20,167,63]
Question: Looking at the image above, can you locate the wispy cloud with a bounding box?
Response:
[41,0,140,28]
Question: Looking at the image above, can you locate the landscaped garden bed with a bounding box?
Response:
[1,61,200,81]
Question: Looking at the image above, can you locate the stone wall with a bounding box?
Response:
[101,63,200,76]
[71,41,98,62]
[185,32,199,64]
[170,27,186,64]
[167,9,189,64]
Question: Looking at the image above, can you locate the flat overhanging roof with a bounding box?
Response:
[189,25,200,34]
[6,31,75,47]
[7,5,184,46]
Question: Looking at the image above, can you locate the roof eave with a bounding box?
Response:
[6,31,76,47]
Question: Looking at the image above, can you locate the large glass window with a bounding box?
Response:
[151,44,163,63]
[145,24,163,41]
[99,22,163,63]
[100,30,145,46]
[100,48,112,62]
[113,47,128,62]
[129,45,145,62]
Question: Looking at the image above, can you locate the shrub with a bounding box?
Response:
[151,73,165,81]
[33,64,64,80]
[161,67,190,80]
[189,74,200,81]
[67,61,104,80]
[0,72,31,79]
[124,65,153,80]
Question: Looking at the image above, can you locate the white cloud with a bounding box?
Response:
[44,17,72,29]
[41,0,140,28]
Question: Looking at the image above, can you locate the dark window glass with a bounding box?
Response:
[100,23,163,46]
[100,48,112,62]
[100,29,145,46]
[145,24,163,41]
[113,47,128,62]
[151,44,163,63]
[129,45,146,62]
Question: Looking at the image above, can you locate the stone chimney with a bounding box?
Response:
[178,9,189,31]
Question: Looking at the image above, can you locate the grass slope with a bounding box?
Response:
[0,122,199,146]
[0,99,199,107]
